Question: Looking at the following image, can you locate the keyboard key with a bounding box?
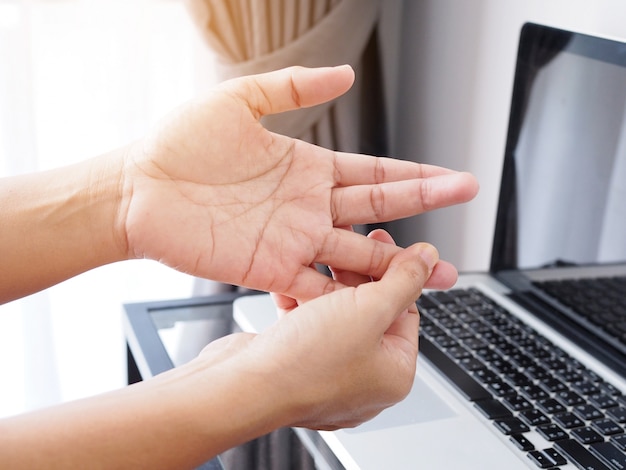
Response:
[537,398,566,415]
[554,439,611,470]
[447,345,472,360]
[600,381,622,396]
[509,352,535,368]
[543,447,567,466]
[502,394,533,412]
[590,394,619,409]
[591,418,623,436]
[575,404,605,420]
[458,356,485,372]
[519,409,551,426]
[611,434,626,451]
[571,426,604,445]
[556,390,586,406]
[553,412,585,429]
[510,433,534,451]
[488,381,516,397]
[494,417,530,435]
[433,335,457,348]
[536,423,568,442]
[607,406,626,423]
[474,399,512,419]
[475,348,502,364]
[572,379,602,396]
[473,367,499,384]
[542,357,568,372]
[526,365,552,380]
[419,337,491,401]
[557,368,586,383]
[540,377,568,393]
[520,384,550,401]
[527,450,555,468]
[590,442,626,470]
[506,371,533,387]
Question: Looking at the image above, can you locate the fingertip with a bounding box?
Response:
[333,63,355,83]
[291,65,355,105]
[424,259,459,290]
[459,171,480,200]
[367,228,396,245]
[270,292,297,317]
[411,242,439,274]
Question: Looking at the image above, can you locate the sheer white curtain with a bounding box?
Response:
[0,0,215,418]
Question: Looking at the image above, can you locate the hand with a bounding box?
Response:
[121,65,478,301]
[197,240,436,430]
[272,227,457,312]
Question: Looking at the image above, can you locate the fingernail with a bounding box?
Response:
[418,244,438,272]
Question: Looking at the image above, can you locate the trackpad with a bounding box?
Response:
[346,375,456,433]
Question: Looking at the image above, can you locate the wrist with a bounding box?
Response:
[150,343,302,457]
[0,148,130,302]
[88,146,132,263]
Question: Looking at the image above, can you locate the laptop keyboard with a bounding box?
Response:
[533,276,626,349]
[418,288,626,470]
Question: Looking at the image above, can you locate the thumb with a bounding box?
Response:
[358,243,439,331]
[223,65,355,119]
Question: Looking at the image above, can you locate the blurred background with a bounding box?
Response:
[1,0,625,422]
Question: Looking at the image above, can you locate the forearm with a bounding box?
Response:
[0,356,289,469]
[0,148,129,303]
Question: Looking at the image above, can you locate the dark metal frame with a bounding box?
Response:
[123,291,260,470]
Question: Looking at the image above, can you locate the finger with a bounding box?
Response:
[272,259,325,315]
[357,242,438,331]
[316,228,402,281]
[424,259,458,290]
[333,153,463,186]
[329,228,396,287]
[332,171,479,226]
[328,227,370,288]
[364,228,396,282]
[383,307,421,347]
[270,292,296,318]
[224,65,355,119]
[317,228,461,293]
[282,265,346,304]
[368,228,396,245]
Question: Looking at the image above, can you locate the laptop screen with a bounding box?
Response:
[491,23,626,272]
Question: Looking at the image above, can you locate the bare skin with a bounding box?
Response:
[1,65,478,304]
[0,66,479,468]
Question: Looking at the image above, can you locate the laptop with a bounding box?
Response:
[234,23,626,470]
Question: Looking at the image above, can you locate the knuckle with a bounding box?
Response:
[374,157,386,183]
[289,70,303,108]
[368,240,387,276]
[369,185,385,219]
[419,179,434,211]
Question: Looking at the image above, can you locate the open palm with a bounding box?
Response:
[122,66,478,301]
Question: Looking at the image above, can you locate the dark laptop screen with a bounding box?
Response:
[491,23,626,272]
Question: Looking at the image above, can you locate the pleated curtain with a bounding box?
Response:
[185,0,384,151]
